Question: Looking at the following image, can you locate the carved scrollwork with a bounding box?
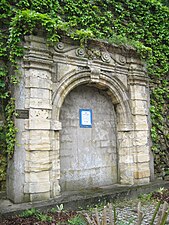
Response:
[56,42,64,50]
[54,42,77,53]
[75,48,86,57]
[119,55,126,64]
[101,52,111,63]
[110,53,126,65]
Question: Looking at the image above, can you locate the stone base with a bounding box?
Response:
[1,180,169,218]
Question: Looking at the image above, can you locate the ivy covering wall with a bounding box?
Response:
[0,0,169,189]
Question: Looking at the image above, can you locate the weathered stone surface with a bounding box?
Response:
[130,85,148,100]
[29,88,51,100]
[134,171,150,179]
[133,153,150,163]
[133,131,149,146]
[29,108,51,119]
[29,192,51,202]
[25,119,51,130]
[131,100,148,115]
[60,85,117,191]
[25,162,52,172]
[25,77,52,89]
[25,98,52,109]
[50,120,62,130]
[24,182,50,193]
[7,35,152,203]
[28,69,51,79]
[25,171,50,183]
[119,155,134,164]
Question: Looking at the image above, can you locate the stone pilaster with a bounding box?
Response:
[129,62,151,184]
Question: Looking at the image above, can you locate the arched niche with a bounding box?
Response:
[50,70,134,194]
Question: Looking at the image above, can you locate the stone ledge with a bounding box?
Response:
[1,180,169,218]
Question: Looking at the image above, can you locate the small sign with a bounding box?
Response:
[79,109,92,128]
[16,109,29,119]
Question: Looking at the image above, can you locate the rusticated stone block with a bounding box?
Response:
[25,119,51,130]
[29,88,51,100]
[130,85,148,100]
[133,153,150,163]
[29,69,51,79]
[24,182,50,193]
[30,192,51,202]
[131,100,148,115]
[25,162,52,172]
[26,98,52,109]
[25,77,52,89]
[134,170,150,179]
[25,171,50,183]
[29,108,51,119]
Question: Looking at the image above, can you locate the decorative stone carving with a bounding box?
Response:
[75,48,86,57]
[54,41,127,66]
[54,42,76,53]
[119,55,126,64]
[101,52,111,63]
[110,54,126,65]
[56,42,65,50]
[89,66,100,83]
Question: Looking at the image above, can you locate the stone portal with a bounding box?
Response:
[7,35,153,203]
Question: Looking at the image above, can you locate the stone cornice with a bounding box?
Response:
[23,35,145,72]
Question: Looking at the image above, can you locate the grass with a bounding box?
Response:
[20,207,52,222]
[68,215,87,225]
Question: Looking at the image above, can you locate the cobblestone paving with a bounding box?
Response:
[92,199,169,225]
[115,202,157,225]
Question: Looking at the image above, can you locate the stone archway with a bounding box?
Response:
[51,69,134,195]
[59,85,117,191]
[7,36,152,203]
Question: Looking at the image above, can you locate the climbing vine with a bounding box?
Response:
[0,0,169,188]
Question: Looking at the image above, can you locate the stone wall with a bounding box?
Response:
[7,35,153,203]
[60,85,117,191]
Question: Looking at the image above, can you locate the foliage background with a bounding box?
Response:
[0,0,168,188]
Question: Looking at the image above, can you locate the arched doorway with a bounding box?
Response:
[59,85,118,191]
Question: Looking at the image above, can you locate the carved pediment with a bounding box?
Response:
[54,41,127,66]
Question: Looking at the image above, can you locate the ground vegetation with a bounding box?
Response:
[1,189,169,224]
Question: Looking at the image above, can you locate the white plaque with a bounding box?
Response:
[79,109,92,128]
